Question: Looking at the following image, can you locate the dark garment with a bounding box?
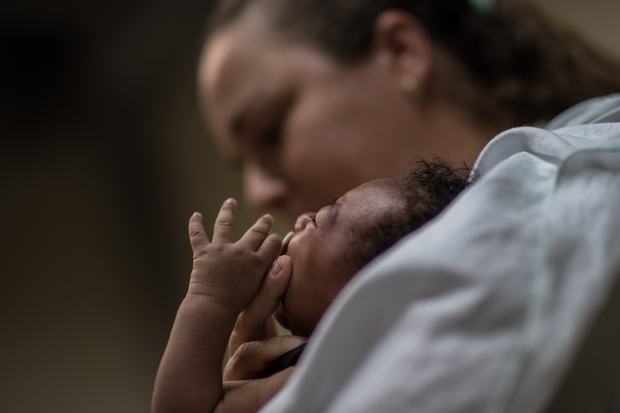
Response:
[258,343,307,378]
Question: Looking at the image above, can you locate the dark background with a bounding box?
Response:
[1,1,619,412]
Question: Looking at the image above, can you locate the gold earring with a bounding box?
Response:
[400,74,420,96]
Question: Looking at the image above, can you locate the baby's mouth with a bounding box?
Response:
[280,231,295,256]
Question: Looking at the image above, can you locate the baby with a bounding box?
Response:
[276,161,470,337]
[152,161,468,413]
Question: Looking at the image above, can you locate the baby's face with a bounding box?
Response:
[275,179,403,336]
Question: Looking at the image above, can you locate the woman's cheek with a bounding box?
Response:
[278,154,329,213]
[282,140,320,180]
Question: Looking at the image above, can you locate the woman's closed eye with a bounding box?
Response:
[261,116,284,148]
[258,94,294,149]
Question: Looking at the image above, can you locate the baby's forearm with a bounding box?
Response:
[152,294,237,413]
[152,205,284,412]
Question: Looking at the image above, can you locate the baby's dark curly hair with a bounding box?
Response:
[348,159,471,269]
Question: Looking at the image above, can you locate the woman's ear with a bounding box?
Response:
[372,10,433,93]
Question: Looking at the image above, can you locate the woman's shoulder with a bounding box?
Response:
[545,94,620,129]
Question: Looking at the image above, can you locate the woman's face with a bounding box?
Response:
[198,12,425,223]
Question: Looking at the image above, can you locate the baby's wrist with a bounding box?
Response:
[181,293,240,324]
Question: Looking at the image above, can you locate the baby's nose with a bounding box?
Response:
[294,212,316,232]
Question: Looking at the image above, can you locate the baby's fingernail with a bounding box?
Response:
[225,198,236,206]
[193,212,202,219]
[271,257,283,275]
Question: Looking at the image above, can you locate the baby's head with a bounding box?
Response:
[276,160,469,335]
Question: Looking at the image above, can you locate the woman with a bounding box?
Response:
[195,0,620,400]
[178,0,620,410]
[198,0,620,224]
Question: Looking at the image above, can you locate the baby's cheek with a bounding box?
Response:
[276,270,313,333]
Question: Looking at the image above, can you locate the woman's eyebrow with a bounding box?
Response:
[229,92,266,138]
[229,90,295,140]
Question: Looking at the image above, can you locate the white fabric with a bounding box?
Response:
[261,95,620,413]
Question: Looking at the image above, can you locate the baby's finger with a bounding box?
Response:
[238,214,274,251]
[230,256,292,353]
[256,232,282,263]
[252,256,291,313]
[247,256,291,319]
[188,212,209,255]
[212,198,237,244]
[224,336,306,381]
[228,317,277,358]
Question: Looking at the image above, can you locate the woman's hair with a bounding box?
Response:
[206,0,620,128]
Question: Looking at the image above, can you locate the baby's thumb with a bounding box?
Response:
[229,256,292,352]
[244,255,291,323]
[263,255,292,301]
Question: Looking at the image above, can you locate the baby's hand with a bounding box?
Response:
[187,199,282,316]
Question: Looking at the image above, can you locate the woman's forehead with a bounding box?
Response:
[200,31,258,111]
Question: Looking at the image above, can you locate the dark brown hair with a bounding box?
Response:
[207,0,620,128]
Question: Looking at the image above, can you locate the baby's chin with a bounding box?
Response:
[273,303,292,331]
[274,299,312,337]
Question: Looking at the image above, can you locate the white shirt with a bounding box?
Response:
[261,95,620,413]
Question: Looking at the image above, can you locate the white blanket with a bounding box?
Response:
[261,95,620,413]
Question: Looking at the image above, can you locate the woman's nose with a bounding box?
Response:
[243,163,288,213]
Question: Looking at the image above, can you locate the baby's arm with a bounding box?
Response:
[152,199,283,413]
